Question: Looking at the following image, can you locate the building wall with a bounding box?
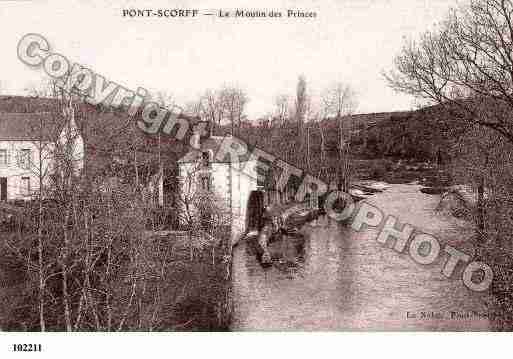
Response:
[58,113,85,176]
[0,140,54,201]
[230,161,258,244]
[178,159,258,245]
[0,119,84,201]
[178,162,227,219]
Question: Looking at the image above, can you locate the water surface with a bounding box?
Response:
[231,184,490,330]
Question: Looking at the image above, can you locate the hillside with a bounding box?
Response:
[0,95,461,176]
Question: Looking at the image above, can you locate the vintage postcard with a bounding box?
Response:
[0,0,511,356]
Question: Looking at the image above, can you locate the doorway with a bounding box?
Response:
[0,177,7,201]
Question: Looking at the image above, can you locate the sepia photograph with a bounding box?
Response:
[0,0,512,356]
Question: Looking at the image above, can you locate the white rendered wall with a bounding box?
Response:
[0,140,54,200]
[178,159,258,245]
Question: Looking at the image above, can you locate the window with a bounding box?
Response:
[201,151,212,168]
[21,177,30,196]
[0,177,7,201]
[0,149,7,166]
[200,175,211,191]
[19,149,32,169]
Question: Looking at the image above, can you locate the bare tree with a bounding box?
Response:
[274,94,290,124]
[19,82,78,331]
[385,0,513,330]
[176,161,232,262]
[201,89,222,130]
[152,90,175,109]
[321,82,358,191]
[187,89,223,136]
[218,86,249,136]
[294,76,308,151]
[384,0,513,239]
[384,0,513,145]
[295,75,308,125]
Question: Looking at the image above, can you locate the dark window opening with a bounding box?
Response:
[201,151,211,168]
[201,175,211,191]
[21,177,31,196]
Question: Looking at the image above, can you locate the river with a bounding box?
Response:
[231,183,490,330]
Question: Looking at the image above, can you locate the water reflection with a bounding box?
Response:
[231,212,490,331]
[231,217,354,330]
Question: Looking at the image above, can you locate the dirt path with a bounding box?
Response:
[231,183,490,330]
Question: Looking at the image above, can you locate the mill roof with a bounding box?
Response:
[178,136,252,164]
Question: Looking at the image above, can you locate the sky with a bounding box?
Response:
[0,0,461,119]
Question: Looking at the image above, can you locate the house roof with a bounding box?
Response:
[178,136,251,164]
[0,96,225,175]
[0,112,62,141]
[0,95,61,113]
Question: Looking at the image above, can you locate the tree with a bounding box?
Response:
[218,86,248,136]
[21,81,79,331]
[176,160,232,266]
[274,94,290,124]
[321,82,358,191]
[385,0,513,329]
[294,76,308,150]
[206,89,224,128]
[5,81,162,331]
[295,75,308,125]
[385,0,513,145]
[384,0,513,236]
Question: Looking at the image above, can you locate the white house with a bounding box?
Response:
[0,110,84,201]
[178,132,259,245]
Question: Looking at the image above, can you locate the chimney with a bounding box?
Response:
[190,131,201,150]
[190,120,209,150]
[190,124,201,150]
